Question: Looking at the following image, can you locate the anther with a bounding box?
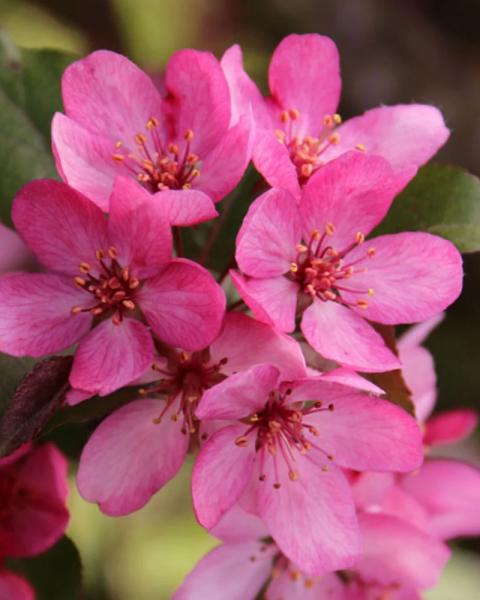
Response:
[310,229,321,240]
[355,143,366,152]
[184,129,194,141]
[235,436,249,447]
[289,570,300,582]
[296,243,308,253]
[135,133,147,145]
[274,129,286,142]
[146,117,159,129]
[112,154,125,162]
[179,351,189,363]
[122,268,129,281]
[129,277,140,289]
[168,143,179,155]
[91,307,104,316]
[322,465,329,472]
[323,114,333,127]
[289,108,300,120]
[280,110,290,123]
[74,277,86,287]
[305,579,315,589]
[95,250,105,260]
[273,483,281,489]
[328,403,334,411]
[357,300,369,309]
[300,163,313,178]
[288,470,298,481]
[333,113,342,125]
[108,246,118,259]
[367,247,376,258]
[122,299,136,310]
[355,232,365,245]
[290,262,298,273]
[115,141,123,149]
[79,262,91,273]
[325,222,336,236]
[368,288,375,296]
[329,133,341,145]
[71,306,83,314]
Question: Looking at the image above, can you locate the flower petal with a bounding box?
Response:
[192,425,256,528]
[151,189,218,226]
[138,258,225,351]
[266,571,346,600]
[62,50,163,140]
[400,459,480,539]
[319,368,384,395]
[196,364,280,421]
[0,223,34,275]
[229,271,298,332]
[268,34,341,134]
[398,344,437,422]
[289,379,423,472]
[77,399,188,515]
[344,232,463,324]
[0,273,92,357]
[165,50,230,156]
[12,179,108,275]
[173,541,272,600]
[300,152,404,248]
[322,104,450,173]
[257,456,359,575]
[69,318,154,396]
[424,410,478,447]
[357,513,450,589]
[236,188,301,278]
[209,503,268,543]
[0,570,34,600]
[301,300,400,372]
[209,312,307,380]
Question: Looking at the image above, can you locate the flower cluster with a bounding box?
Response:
[0,32,477,599]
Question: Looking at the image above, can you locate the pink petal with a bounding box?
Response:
[150,189,218,226]
[266,571,346,600]
[400,459,480,539]
[192,425,256,528]
[0,273,92,357]
[299,152,404,248]
[77,399,188,515]
[197,118,251,202]
[0,570,34,600]
[357,513,450,590]
[424,410,478,447]
[1,444,69,557]
[257,456,359,575]
[319,368,384,395]
[236,188,301,278]
[173,541,272,600]
[62,50,163,141]
[252,131,301,199]
[0,224,34,275]
[398,314,445,349]
[164,50,230,157]
[107,177,172,277]
[69,318,154,396]
[196,364,280,421]
[344,232,463,324]
[65,388,93,406]
[138,258,225,351]
[301,300,401,372]
[12,179,108,275]
[322,105,450,173]
[229,271,298,332]
[268,34,341,135]
[209,312,307,380]
[288,379,423,472]
[209,503,268,543]
[52,112,120,211]
[398,345,437,422]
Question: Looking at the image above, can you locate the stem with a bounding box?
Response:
[199,195,234,266]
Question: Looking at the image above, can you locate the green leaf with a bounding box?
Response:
[7,537,82,600]
[0,356,73,457]
[374,164,480,253]
[0,33,75,224]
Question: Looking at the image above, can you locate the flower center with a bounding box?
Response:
[288,224,376,311]
[274,109,366,184]
[71,246,139,325]
[142,350,228,435]
[235,389,335,488]
[112,118,201,192]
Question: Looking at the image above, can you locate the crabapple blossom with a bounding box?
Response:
[0,177,225,396]
[52,48,250,222]
[76,313,307,515]
[232,152,463,372]
[222,34,449,198]
[193,372,423,574]
[0,569,34,600]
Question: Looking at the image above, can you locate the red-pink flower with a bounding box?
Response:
[0,178,225,396]
[192,373,423,574]
[231,152,463,372]
[76,313,307,516]
[0,443,69,558]
[51,49,250,223]
[0,569,34,600]
[222,34,449,198]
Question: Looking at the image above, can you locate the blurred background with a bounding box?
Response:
[1,0,479,597]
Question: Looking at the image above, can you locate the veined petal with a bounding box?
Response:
[301,300,400,372]
[398,345,437,422]
[424,410,478,447]
[69,318,154,396]
[77,399,188,515]
[138,258,225,351]
[0,273,91,357]
[0,570,34,600]
[192,425,256,529]
[150,189,218,226]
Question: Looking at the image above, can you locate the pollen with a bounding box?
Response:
[290,262,298,273]
[355,231,365,245]
[325,222,336,236]
[355,143,366,152]
[357,300,369,309]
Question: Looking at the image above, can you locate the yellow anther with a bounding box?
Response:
[250,414,259,423]
[235,436,249,447]
[290,262,298,273]
[146,117,159,129]
[179,351,189,362]
[187,153,199,164]
[74,277,86,287]
[135,133,147,145]
[112,153,125,162]
[96,249,105,260]
[300,163,313,178]
[324,290,336,301]
[289,108,300,120]
[137,173,150,182]
[280,110,290,123]
[357,300,369,309]
[191,169,201,178]
[333,113,342,125]
[274,129,286,142]
[325,222,336,236]
[310,229,321,240]
[115,141,123,149]
[152,416,162,424]
[329,133,341,145]
[288,470,298,481]
[168,143,179,154]
[184,129,194,141]
[355,232,365,245]
[355,143,366,152]
[367,247,376,258]
[79,262,91,273]
[122,268,130,281]
[368,288,375,296]
[323,114,334,127]
[91,307,104,316]
[107,246,118,259]
[122,299,136,310]
[71,306,83,314]
[129,277,140,289]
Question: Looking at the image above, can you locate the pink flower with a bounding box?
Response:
[0,569,34,600]
[223,34,449,198]
[192,373,423,574]
[0,223,33,275]
[0,178,225,396]
[231,152,463,372]
[52,49,251,223]
[0,443,69,558]
[76,313,307,515]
